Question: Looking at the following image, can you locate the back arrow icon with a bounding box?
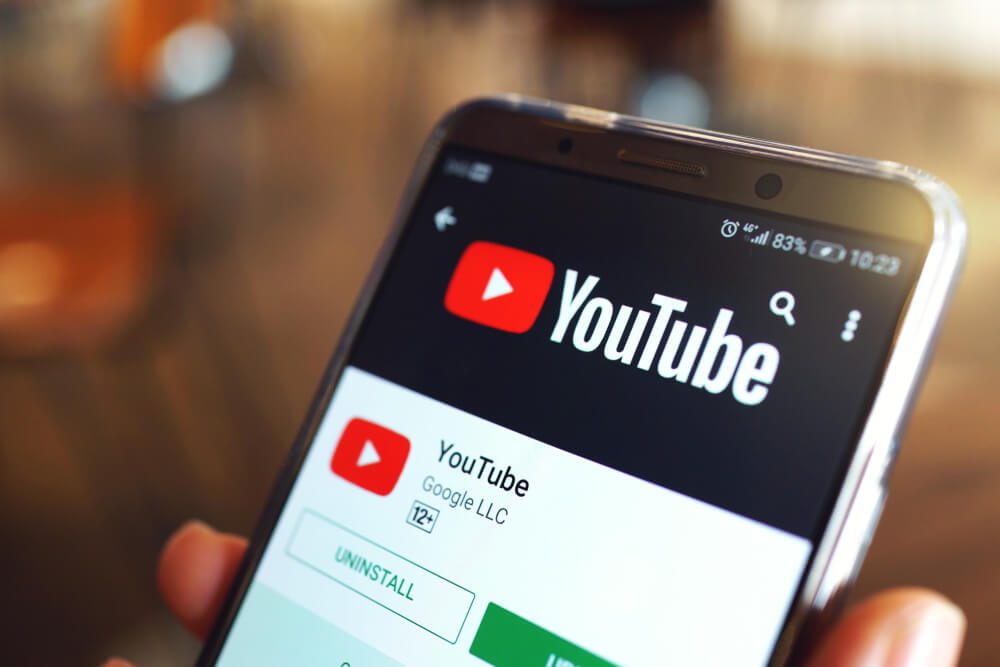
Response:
[434,206,457,231]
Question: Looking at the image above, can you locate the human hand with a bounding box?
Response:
[101,521,966,667]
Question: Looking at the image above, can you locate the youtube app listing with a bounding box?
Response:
[329,404,529,531]
[245,367,811,667]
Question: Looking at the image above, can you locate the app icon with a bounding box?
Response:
[444,241,555,333]
[331,418,410,496]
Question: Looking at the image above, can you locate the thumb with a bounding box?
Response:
[808,588,965,667]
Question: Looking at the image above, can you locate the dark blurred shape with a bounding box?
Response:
[554,0,709,8]
[0,2,25,34]
[544,0,717,123]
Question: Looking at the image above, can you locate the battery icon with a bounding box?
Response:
[809,240,847,263]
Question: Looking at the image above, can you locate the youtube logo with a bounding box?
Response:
[445,241,555,333]
[331,418,410,496]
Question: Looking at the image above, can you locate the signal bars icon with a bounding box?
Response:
[747,229,771,246]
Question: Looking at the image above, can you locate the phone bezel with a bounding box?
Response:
[195,96,966,666]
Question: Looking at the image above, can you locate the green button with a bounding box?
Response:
[469,603,618,667]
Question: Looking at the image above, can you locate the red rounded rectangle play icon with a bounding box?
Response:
[331,418,411,496]
[444,241,555,334]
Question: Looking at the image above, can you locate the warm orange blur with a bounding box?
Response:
[109,0,223,98]
[0,190,156,354]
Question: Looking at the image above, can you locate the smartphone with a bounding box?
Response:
[196,97,965,666]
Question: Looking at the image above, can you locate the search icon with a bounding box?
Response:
[770,290,796,326]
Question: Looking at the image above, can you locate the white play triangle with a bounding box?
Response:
[482,267,514,301]
[356,440,381,467]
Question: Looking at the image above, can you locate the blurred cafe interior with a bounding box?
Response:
[0,0,998,665]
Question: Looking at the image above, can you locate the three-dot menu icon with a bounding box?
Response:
[841,310,862,342]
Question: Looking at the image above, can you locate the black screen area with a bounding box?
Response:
[350,147,923,540]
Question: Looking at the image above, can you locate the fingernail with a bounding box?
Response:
[101,659,135,667]
[181,518,213,532]
[887,597,966,667]
[163,520,213,553]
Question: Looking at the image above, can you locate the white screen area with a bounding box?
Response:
[216,367,811,667]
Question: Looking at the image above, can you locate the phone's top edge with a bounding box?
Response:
[433,94,967,253]
[440,94,928,180]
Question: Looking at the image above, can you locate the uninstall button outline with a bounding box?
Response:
[286,509,476,643]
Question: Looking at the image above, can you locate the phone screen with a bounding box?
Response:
[211,147,924,666]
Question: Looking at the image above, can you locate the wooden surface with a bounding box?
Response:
[0,3,997,665]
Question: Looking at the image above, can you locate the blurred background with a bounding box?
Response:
[0,0,997,664]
